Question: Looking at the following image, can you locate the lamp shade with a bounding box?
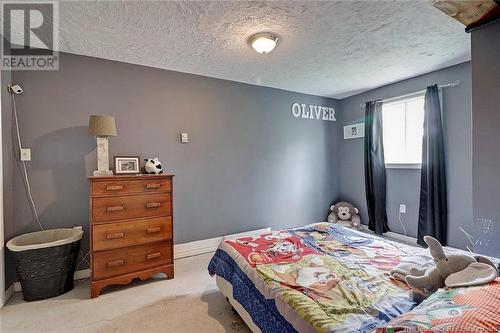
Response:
[88,115,117,136]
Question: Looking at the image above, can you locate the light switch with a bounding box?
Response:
[180,132,189,143]
[20,148,31,161]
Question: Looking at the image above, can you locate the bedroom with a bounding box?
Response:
[0,1,499,332]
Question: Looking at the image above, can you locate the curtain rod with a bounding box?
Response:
[360,80,460,109]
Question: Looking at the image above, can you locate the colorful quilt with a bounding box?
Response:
[377,279,500,332]
[291,224,407,272]
[224,230,318,267]
[208,223,499,333]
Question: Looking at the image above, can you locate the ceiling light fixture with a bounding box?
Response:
[249,33,278,54]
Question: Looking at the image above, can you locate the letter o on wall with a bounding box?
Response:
[291,103,301,118]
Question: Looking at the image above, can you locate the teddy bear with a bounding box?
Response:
[405,235,498,293]
[144,157,163,174]
[328,201,361,230]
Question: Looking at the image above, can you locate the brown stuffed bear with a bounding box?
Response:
[328,202,361,230]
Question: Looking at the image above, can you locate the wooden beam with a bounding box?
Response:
[465,4,500,32]
[430,0,498,26]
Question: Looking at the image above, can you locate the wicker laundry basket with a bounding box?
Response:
[6,228,83,302]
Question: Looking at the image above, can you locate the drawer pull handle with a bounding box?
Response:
[107,259,125,268]
[106,232,124,239]
[146,253,161,260]
[146,202,161,209]
[106,185,124,191]
[145,183,161,189]
[107,205,125,212]
[146,227,161,234]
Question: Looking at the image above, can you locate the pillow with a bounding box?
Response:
[377,278,500,333]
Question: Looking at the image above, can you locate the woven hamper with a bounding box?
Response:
[7,228,83,302]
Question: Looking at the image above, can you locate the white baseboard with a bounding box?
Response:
[5,227,272,301]
[174,237,222,260]
[3,283,15,305]
[74,268,91,280]
[359,224,418,245]
[174,227,271,260]
[384,231,418,244]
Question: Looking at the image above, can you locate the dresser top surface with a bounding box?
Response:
[89,174,174,181]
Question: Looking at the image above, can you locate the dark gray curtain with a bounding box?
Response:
[364,101,389,235]
[418,85,447,246]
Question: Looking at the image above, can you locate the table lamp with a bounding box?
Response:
[88,115,117,176]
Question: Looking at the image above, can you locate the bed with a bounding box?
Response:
[208,223,500,333]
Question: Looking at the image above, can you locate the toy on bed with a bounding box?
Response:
[405,235,498,293]
[144,157,163,174]
[378,279,500,333]
[327,201,361,230]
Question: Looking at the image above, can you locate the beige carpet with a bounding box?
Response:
[97,290,252,333]
[2,253,252,333]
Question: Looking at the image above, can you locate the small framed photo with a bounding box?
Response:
[114,156,140,174]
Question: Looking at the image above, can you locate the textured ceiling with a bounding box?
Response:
[54,1,470,98]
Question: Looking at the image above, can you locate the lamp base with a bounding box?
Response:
[93,170,113,177]
[93,136,113,177]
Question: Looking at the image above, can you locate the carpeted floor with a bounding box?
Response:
[97,290,250,333]
[1,253,251,333]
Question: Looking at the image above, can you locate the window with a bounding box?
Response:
[382,94,425,167]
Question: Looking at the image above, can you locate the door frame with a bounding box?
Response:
[0,69,5,307]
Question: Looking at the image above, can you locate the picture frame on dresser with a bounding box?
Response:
[88,174,174,298]
[114,156,141,174]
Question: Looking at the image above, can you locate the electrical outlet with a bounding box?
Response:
[399,204,407,214]
[20,148,31,161]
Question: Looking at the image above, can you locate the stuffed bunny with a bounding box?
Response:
[405,236,498,292]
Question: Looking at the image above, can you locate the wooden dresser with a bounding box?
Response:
[89,174,174,298]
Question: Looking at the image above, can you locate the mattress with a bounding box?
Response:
[208,223,499,333]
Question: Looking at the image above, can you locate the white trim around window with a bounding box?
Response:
[385,163,421,170]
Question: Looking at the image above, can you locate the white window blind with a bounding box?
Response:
[382,94,425,166]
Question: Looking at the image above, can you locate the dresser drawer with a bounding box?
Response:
[91,178,172,197]
[92,193,171,223]
[92,217,172,251]
[93,241,171,280]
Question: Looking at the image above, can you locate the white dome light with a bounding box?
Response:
[249,33,278,54]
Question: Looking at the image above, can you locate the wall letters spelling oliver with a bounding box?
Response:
[291,102,336,121]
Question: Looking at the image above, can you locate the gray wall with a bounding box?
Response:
[471,21,500,256]
[339,62,472,249]
[4,52,340,287]
[5,41,495,288]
